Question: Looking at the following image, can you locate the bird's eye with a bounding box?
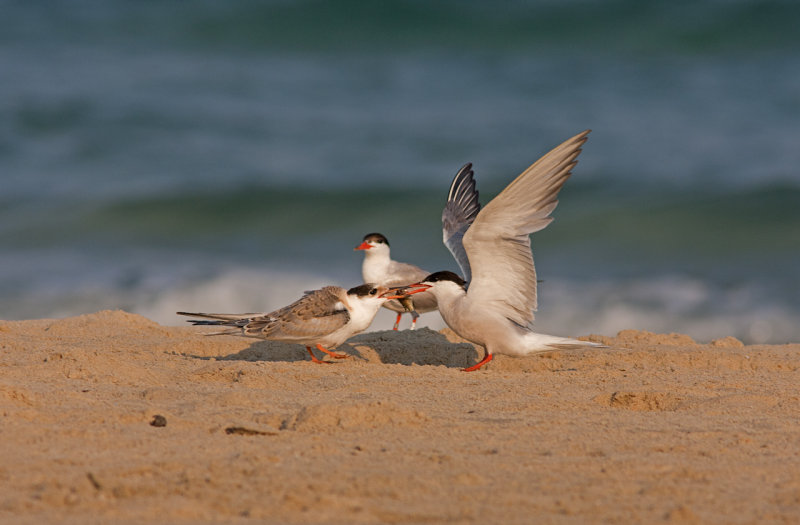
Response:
[370,288,378,295]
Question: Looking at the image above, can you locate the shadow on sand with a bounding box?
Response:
[201,328,479,368]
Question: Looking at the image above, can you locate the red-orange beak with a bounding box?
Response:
[380,283,431,300]
[354,241,372,251]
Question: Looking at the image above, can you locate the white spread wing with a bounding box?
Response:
[462,130,590,326]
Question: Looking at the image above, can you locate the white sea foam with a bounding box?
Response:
[536,275,799,344]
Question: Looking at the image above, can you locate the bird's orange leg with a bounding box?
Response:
[409,311,420,330]
[315,343,349,359]
[392,313,402,331]
[306,346,331,364]
[462,351,493,372]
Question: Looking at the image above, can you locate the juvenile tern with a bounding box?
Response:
[355,233,440,330]
[407,130,604,371]
[178,284,423,364]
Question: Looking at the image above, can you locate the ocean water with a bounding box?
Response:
[2,1,799,343]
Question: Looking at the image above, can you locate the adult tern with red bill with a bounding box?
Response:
[406,130,604,371]
[355,233,439,330]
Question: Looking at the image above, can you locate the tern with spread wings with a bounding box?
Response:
[178,284,423,364]
[406,130,604,371]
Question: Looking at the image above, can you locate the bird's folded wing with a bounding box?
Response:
[442,163,481,282]
[463,130,590,326]
[243,286,351,340]
[382,261,431,287]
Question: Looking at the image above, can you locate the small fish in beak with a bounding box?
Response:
[380,284,432,300]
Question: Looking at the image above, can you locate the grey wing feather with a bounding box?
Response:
[382,260,430,287]
[442,163,481,282]
[463,130,590,327]
[177,287,350,341]
[242,286,350,341]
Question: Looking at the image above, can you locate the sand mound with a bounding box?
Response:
[593,328,698,347]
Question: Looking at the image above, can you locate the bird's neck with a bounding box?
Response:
[431,286,466,312]
[346,298,383,332]
[362,250,391,279]
[430,286,471,337]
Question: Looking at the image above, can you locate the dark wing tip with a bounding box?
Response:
[447,163,474,201]
[444,162,481,225]
[177,312,225,326]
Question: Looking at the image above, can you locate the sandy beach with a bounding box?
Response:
[2,310,799,524]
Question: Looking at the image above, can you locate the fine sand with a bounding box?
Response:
[1,310,799,524]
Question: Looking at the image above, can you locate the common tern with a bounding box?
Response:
[406,130,604,371]
[178,284,423,364]
[354,233,440,330]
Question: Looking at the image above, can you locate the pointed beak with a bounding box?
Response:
[380,283,431,300]
[354,241,372,251]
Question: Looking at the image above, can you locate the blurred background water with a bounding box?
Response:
[1,0,798,342]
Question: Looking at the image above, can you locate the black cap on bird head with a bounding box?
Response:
[347,283,381,297]
[422,271,466,289]
[362,233,389,247]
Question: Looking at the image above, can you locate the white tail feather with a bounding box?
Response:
[522,332,606,354]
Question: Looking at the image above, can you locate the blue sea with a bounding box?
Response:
[2,1,799,343]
